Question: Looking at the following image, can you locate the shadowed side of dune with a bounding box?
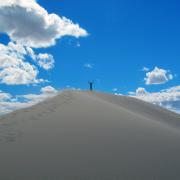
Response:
[90,91,180,129]
[0,90,180,180]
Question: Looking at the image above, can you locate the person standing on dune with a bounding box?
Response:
[88,81,94,91]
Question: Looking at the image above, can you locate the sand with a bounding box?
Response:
[0,90,180,180]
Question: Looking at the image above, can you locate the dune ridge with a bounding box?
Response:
[0,90,180,180]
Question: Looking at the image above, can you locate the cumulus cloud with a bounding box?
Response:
[0,86,58,115]
[0,90,11,101]
[0,43,46,85]
[130,86,180,114]
[0,101,31,115]
[0,42,26,59]
[41,86,57,94]
[0,1,87,85]
[145,67,173,85]
[36,54,54,70]
[0,0,88,48]
[0,54,41,85]
[25,47,55,70]
[135,87,148,96]
[19,86,58,107]
[0,41,57,84]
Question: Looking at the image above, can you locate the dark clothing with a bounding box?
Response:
[89,82,94,91]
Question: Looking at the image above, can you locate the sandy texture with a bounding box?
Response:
[0,90,180,180]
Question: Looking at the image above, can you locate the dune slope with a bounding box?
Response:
[0,90,180,180]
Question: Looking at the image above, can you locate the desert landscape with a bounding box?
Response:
[0,1,180,179]
[0,90,180,180]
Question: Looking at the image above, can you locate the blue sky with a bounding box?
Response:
[0,0,179,114]
[39,0,180,93]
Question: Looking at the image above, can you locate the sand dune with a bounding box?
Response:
[0,90,180,180]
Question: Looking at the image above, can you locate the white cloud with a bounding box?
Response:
[0,90,11,101]
[41,86,57,94]
[8,42,26,55]
[0,1,88,85]
[113,88,118,92]
[0,86,58,115]
[145,67,173,85]
[130,86,180,114]
[0,101,31,115]
[0,42,26,59]
[0,53,44,85]
[26,47,54,70]
[0,0,36,7]
[164,86,180,93]
[142,67,149,72]
[36,53,54,70]
[19,86,58,106]
[0,42,56,84]
[84,63,94,69]
[135,87,148,96]
[0,0,88,48]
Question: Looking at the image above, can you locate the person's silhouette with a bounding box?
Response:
[88,81,94,91]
